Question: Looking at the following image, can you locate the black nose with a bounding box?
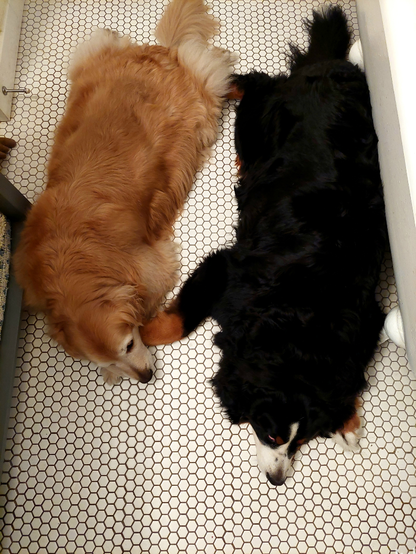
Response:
[140,368,153,383]
[266,472,286,487]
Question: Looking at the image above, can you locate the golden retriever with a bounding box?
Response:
[14,0,234,384]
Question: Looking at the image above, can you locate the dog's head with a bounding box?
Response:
[47,284,153,384]
[251,422,302,487]
[242,394,318,486]
[213,368,328,486]
[247,390,363,485]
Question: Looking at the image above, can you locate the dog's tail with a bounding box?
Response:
[155,0,234,99]
[289,5,351,70]
[155,0,218,48]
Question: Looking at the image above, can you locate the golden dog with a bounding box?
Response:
[14,0,234,384]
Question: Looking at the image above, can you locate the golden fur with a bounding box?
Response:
[14,0,234,384]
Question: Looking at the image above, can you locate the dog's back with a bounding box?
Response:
[216,7,386,404]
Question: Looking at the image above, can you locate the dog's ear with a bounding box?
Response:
[45,299,68,344]
[211,371,251,424]
[48,319,67,346]
[47,316,84,358]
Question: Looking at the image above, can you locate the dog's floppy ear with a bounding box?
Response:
[47,315,84,358]
[48,319,67,347]
[44,299,81,356]
[211,369,252,424]
[45,299,67,342]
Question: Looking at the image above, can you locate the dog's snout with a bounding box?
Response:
[266,471,287,487]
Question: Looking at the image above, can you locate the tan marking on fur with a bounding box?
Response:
[226,83,244,101]
[140,311,184,345]
[339,406,361,436]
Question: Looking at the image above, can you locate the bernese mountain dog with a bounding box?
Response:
[141,5,387,486]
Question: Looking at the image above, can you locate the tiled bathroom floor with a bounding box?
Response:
[1,1,416,553]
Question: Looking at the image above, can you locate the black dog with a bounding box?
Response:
[141,5,386,486]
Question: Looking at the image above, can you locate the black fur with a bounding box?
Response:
[173,6,386,468]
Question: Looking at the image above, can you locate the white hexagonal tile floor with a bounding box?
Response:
[1,1,416,553]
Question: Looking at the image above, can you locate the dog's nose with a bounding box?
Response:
[139,368,153,383]
[266,472,286,487]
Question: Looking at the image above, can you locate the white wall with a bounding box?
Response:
[356,0,416,373]
[0,0,25,121]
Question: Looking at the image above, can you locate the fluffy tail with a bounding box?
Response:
[289,5,351,70]
[155,0,218,48]
[155,0,235,99]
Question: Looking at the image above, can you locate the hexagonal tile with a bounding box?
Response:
[1,1,415,553]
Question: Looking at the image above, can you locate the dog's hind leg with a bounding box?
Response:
[140,249,228,345]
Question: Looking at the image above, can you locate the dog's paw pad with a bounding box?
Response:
[331,430,361,452]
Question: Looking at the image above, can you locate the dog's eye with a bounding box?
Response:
[126,340,134,353]
[268,435,285,446]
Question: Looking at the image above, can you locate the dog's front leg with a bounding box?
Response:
[140,249,228,345]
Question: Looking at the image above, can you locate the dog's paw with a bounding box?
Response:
[100,366,122,386]
[140,310,184,345]
[331,429,361,453]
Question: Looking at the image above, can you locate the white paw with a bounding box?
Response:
[331,430,361,453]
[100,366,122,385]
